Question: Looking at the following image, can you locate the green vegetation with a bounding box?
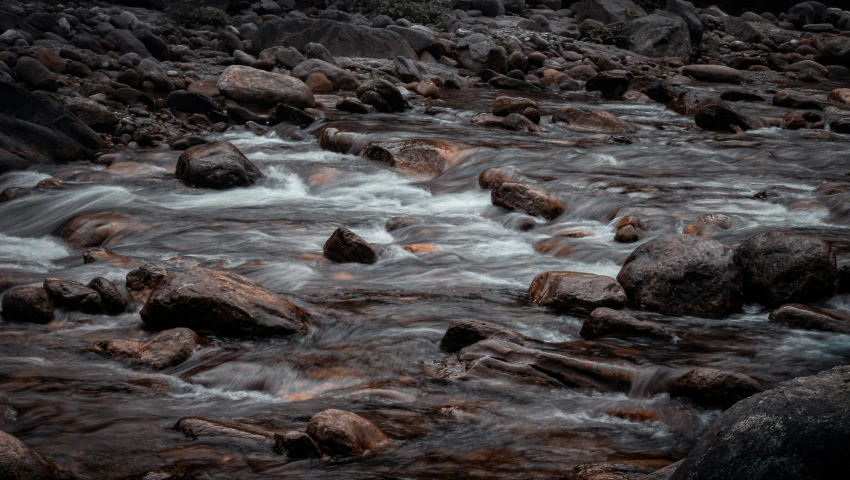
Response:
[348,0,446,26]
[166,0,230,28]
[580,23,632,49]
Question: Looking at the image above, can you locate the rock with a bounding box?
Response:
[305,409,389,456]
[470,0,505,17]
[394,56,422,83]
[734,232,838,308]
[126,263,166,301]
[132,29,169,61]
[175,416,273,441]
[828,88,850,105]
[356,79,407,112]
[491,182,565,220]
[786,1,828,29]
[60,212,134,249]
[0,430,66,480]
[681,65,744,84]
[253,17,416,60]
[362,139,460,177]
[43,278,102,314]
[669,368,761,409]
[441,319,526,352]
[87,327,199,369]
[553,106,637,133]
[818,37,850,67]
[14,56,57,91]
[64,97,119,134]
[769,304,850,334]
[567,463,648,480]
[722,16,764,44]
[336,97,372,114]
[617,234,744,318]
[666,0,703,44]
[166,90,213,114]
[104,29,151,58]
[581,307,673,340]
[306,73,334,93]
[386,25,434,51]
[87,277,127,314]
[492,96,539,117]
[140,268,308,336]
[456,33,507,73]
[176,141,263,189]
[574,0,646,24]
[415,81,439,99]
[0,286,54,323]
[695,104,763,132]
[772,90,822,110]
[136,58,173,92]
[33,48,66,74]
[217,65,315,108]
[614,225,641,243]
[529,272,627,315]
[275,431,322,458]
[291,58,359,90]
[668,365,850,480]
[259,46,305,69]
[586,71,631,99]
[323,228,378,264]
[630,13,692,59]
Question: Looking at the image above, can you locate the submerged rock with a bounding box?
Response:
[669,368,761,409]
[176,141,263,189]
[769,304,850,333]
[581,308,673,340]
[323,228,378,264]
[87,327,199,369]
[440,319,526,352]
[175,416,273,441]
[529,272,627,315]
[553,106,637,133]
[305,409,389,456]
[0,286,54,323]
[140,268,308,336]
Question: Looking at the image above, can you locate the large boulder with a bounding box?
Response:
[140,268,308,336]
[666,0,703,44]
[0,430,66,480]
[629,13,691,59]
[616,235,744,318]
[176,141,263,189]
[668,365,850,480]
[323,228,378,264]
[529,272,627,315]
[669,368,761,409]
[217,65,314,108]
[734,232,838,308]
[252,17,416,59]
[769,304,850,334]
[574,0,646,24]
[305,409,389,456]
[1,286,54,323]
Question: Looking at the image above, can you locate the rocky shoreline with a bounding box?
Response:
[2,0,850,478]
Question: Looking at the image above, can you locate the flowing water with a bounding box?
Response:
[2,86,850,478]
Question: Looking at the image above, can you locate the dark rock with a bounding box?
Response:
[275,431,322,458]
[43,278,102,314]
[575,0,646,24]
[176,141,263,189]
[0,430,66,480]
[393,56,422,83]
[488,75,543,92]
[723,16,764,44]
[64,97,119,134]
[470,0,505,17]
[669,368,761,409]
[667,0,703,44]
[356,79,407,112]
[553,106,637,133]
[166,90,213,114]
[614,225,641,243]
[305,409,389,456]
[87,277,127,314]
[617,234,744,318]
[268,103,314,128]
[630,13,692,59]
[305,42,337,66]
[386,25,434,51]
[441,319,525,352]
[136,58,173,92]
[86,327,199,369]
[336,97,373,114]
[174,416,273,441]
[669,365,850,480]
[217,65,315,108]
[681,65,744,84]
[14,56,57,91]
[291,58,359,90]
[111,87,154,109]
[478,167,528,189]
[125,263,166,301]
[695,104,763,132]
[384,216,421,232]
[1,286,54,323]
[769,304,850,334]
[491,182,565,220]
[132,29,169,61]
[33,48,66,74]
[140,268,308,336]
[104,29,151,58]
[567,463,647,480]
[529,272,627,315]
[492,96,538,117]
[734,232,838,308]
[772,90,822,110]
[323,228,378,264]
[227,105,267,125]
[586,71,631,99]
[581,307,674,340]
[719,89,765,102]
[786,1,828,29]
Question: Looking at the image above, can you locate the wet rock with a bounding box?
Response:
[0,286,54,323]
[681,65,744,84]
[175,416,273,441]
[668,365,850,480]
[166,90,213,114]
[393,56,422,83]
[86,277,127,315]
[140,268,308,336]
[356,79,408,112]
[567,462,648,480]
[695,104,763,132]
[615,225,641,243]
[43,278,102,314]
[0,430,67,480]
[586,71,631,99]
[456,33,507,73]
[491,182,565,220]
[768,304,850,334]
[318,127,360,154]
[323,228,378,265]
[575,0,646,24]
[617,234,744,318]
[772,90,822,110]
[827,88,850,105]
[385,216,421,232]
[217,65,315,109]
[441,319,526,352]
[630,13,691,59]
[529,272,627,315]
[336,97,373,114]
[684,213,732,236]
[269,103,315,128]
[305,409,389,456]
[669,368,761,409]
[176,141,263,189]
[60,212,134,249]
[489,75,542,92]
[64,97,119,134]
[553,106,637,133]
[136,58,173,92]
[362,139,461,177]
[13,56,57,91]
[274,431,321,458]
[581,308,674,340]
[492,96,538,116]
[87,327,199,369]
[734,232,838,308]
[291,58,359,90]
[126,263,167,301]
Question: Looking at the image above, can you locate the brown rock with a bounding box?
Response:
[125,263,166,301]
[323,228,378,264]
[440,319,525,352]
[43,278,102,314]
[492,96,538,116]
[828,88,850,105]
[175,416,273,440]
[553,106,637,133]
[616,216,645,231]
[478,166,529,190]
[306,72,334,93]
[769,304,850,334]
[0,286,55,323]
[529,272,627,315]
[34,48,67,73]
[86,277,127,314]
[491,182,565,220]
[534,238,576,257]
[581,308,673,340]
[0,430,67,480]
[614,225,641,243]
[669,368,761,409]
[217,65,315,108]
[60,212,135,248]
[681,65,744,84]
[567,462,648,480]
[176,141,263,189]
[362,139,465,178]
[305,409,389,456]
